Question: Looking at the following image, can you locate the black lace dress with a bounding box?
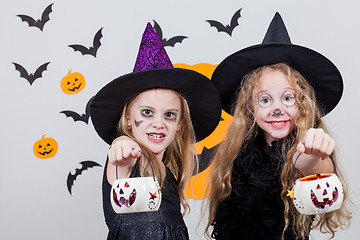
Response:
[103,159,189,240]
[211,136,309,240]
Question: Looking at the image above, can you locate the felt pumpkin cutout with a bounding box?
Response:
[61,70,85,94]
[174,63,233,200]
[111,151,162,213]
[290,155,343,215]
[33,134,58,159]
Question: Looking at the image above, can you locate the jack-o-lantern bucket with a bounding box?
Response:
[291,154,343,215]
[111,151,162,214]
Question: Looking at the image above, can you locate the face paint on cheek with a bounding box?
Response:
[267,122,273,136]
[134,119,144,127]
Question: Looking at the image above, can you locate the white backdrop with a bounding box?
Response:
[0,0,359,239]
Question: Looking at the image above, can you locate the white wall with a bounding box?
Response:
[0,0,358,239]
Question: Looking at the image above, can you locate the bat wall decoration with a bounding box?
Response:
[68,28,103,57]
[153,20,188,47]
[12,62,50,85]
[206,8,242,36]
[197,146,215,173]
[184,147,217,200]
[67,161,102,195]
[60,96,94,124]
[17,3,53,31]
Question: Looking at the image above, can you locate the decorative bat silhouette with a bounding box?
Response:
[197,146,216,174]
[206,8,242,36]
[60,96,94,124]
[12,62,50,85]
[68,28,103,57]
[17,3,53,31]
[195,116,224,173]
[67,161,102,195]
[153,20,188,47]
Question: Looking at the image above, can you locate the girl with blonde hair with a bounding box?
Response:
[207,13,351,240]
[91,23,221,240]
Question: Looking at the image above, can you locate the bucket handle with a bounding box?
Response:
[116,150,156,182]
[293,153,338,184]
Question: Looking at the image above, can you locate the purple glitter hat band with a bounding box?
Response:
[133,22,173,72]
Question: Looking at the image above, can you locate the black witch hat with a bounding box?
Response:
[212,12,343,116]
[90,23,221,145]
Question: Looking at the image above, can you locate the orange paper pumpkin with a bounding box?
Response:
[61,70,85,94]
[33,134,58,159]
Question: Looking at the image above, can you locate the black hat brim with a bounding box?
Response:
[212,43,343,115]
[90,68,222,145]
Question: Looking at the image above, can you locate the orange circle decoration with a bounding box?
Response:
[33,134,58,159]
[174,63,217,79]
[174,63,233,200]
[60,70,85,94]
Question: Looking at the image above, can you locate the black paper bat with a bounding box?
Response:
[197,146,216,174]
[12,62,50,85]
[195,116,224,173]
[60,96,94,124]
[68,28,103,57]
[153,20,187,47]
[17,3,53,31]
[206,8,242,36]
[67,161,102,195]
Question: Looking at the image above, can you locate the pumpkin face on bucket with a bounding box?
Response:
[111,177,161,214]
[292,173,343,215]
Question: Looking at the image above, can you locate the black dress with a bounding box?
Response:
[103,159,189,240]
[211,136,310,240]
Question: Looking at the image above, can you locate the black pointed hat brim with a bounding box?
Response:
[90,68,222,145]
[212,42,343,116]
